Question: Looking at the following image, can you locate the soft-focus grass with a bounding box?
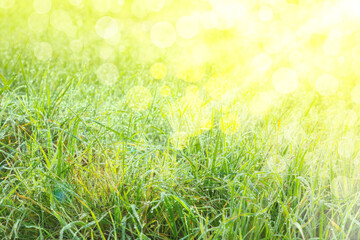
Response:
[1,0,360,239]
[1,48,359,240]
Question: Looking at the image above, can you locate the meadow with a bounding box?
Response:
[1,0,360,239]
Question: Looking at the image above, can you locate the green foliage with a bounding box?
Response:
[0,51,359,239]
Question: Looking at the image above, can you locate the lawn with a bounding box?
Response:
[1,0,360,239]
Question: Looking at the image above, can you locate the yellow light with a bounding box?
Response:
[252,52,272,72]
[211,0,239,30]
[70,39,83,53]
[185,85,199,96]
[159,85,171,97]
[176,15,199,39]
[258,6,273,22]
[176,64,204,83]
[131,0,148,18]
[95,16,118,40]
[0,0,14,9]
[96,63,119,86]
[150,21,176,48]
[279,3,302,26]
[286,0,299,4]
[33,0,51,14]
[323,30,343,56]
[110,0,124,13]
[200,11,218,29]
[321,2,343,26]
[316,73,339,96]
[190,43,210,66]
[272,67,299,94]
[344,110,358,127]
[92,0,111,13]
[147,0,165,12]
[99,45,115,62]
[264,21,297,54]
[33,42,52,61]
[28,12,49,33]
[50,10,76,37]
[351,86,360,104]
[249,92,272,115]
[69,0,82,7]
[150,62,167,79]
[105,31,122,46]
[341,0,360,21]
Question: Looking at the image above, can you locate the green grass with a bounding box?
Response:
[1,1,360,239]
[0,49,359,239]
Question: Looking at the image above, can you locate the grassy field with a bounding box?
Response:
[1,0,360,239]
